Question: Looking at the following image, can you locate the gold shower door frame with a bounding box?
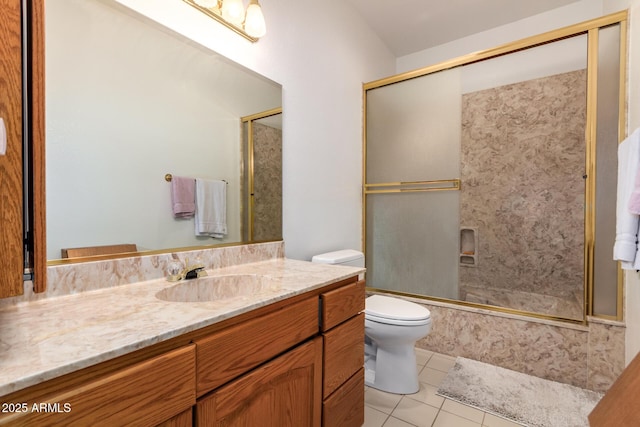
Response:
[362,11,628,323]
[241,107,282,242]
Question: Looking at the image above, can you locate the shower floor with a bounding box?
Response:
[462,285,583,320]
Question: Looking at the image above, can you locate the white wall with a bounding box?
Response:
[108,0,396,262]
[396,0,604,74]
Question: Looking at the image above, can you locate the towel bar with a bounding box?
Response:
[165,173,227,183]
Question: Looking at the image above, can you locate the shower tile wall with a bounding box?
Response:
[459,70,587,318]
[413,299,624,393]
[252,122,283,241]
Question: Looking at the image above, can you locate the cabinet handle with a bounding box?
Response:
[0,118,6,155]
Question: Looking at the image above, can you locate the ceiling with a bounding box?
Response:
[345,0,582,57]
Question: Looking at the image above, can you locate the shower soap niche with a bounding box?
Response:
[460,227,478,267]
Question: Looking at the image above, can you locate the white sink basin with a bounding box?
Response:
[156,274,279,303]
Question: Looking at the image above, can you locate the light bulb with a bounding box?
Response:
[221,0,245,26]
[194,0,218,8]
[244,1,266,38]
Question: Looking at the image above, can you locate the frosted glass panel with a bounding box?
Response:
[366,68,461,183]
[593,24,621,317]
[366,191,459,299]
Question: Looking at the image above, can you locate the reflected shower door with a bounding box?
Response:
[242,111,282,242]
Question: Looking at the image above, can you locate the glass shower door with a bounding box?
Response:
[365,68,462,300]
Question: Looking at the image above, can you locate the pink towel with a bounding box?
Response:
[171,176,195,218]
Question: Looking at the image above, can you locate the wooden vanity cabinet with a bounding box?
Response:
[320,280,366,427]
[0,276,365,427]
[0,345,196,426]
[194,278,365,427]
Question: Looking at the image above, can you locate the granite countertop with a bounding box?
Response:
[0,258,364,397]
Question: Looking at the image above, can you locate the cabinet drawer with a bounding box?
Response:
[323,313,364,399]
[322,368,364,427]
[196,297,319,395]
[1,345,196,427]
[320,280,364,331]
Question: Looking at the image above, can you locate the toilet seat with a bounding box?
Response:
[365,295,431,326]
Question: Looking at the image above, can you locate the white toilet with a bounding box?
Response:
[311,249,432,395]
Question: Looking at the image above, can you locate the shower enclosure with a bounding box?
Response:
[363,13,626,323]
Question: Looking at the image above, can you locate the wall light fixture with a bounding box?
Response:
[184,0,266,41]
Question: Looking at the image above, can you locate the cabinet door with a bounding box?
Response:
[323,368,364,427]
[0,0,24,297]
[196,338,322,427]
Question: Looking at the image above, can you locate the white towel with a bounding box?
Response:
[614,128,640,270]
[195,179,227,238]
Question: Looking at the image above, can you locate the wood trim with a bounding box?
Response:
[29,0,46,293]
[0,0,24,297]
[61,244,137,259]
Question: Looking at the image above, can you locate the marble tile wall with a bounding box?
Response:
[1,241,284,308]
[459,70,587,317]
[252,122,283,241]
[405,295,624,393]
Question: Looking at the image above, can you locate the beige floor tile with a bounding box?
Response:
[418,366,448,387]
[482,413,525,427]
[383,416,417,427]
[415,348,434,366]
[404,382,445,409]
[391,396,439,427]
[433,410,482,427]
[441,399,484,423]
[426,353,457,372]
[364,406,389,427]
[365,387,403,414]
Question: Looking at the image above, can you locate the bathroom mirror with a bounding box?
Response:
[45,0,282,262]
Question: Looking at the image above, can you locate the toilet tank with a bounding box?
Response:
[311,249,364,267]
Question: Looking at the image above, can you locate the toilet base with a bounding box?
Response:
[364,344,420,395]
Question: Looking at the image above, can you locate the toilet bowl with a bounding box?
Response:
[311,249,433,395]
[364,295,431,394]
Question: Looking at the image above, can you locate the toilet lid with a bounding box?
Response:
[365,295,431,321]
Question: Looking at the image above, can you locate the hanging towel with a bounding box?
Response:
[630,157,640,215]
[170,176,196,218]
[614,128,640,270]
[195,178,227,238]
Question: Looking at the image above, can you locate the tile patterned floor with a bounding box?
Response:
[363,349,523,427]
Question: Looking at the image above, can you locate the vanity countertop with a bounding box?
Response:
[0,258,364,397]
